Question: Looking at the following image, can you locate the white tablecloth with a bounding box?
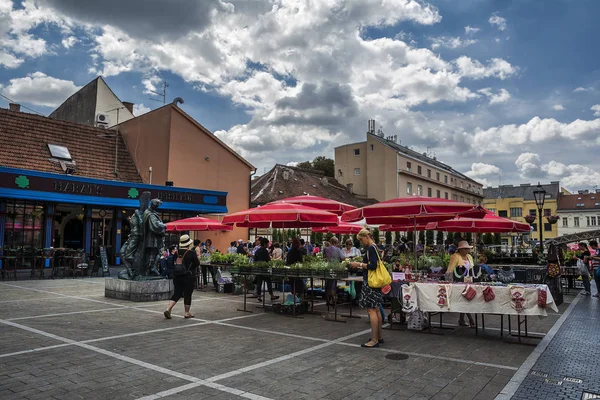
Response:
[412,282,558,316]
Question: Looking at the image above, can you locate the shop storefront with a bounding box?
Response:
[0,166,227,266]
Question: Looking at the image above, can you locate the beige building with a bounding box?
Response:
[335,123,484,204]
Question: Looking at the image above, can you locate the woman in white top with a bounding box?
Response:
[342,239,361,258]
[271,243,283,260]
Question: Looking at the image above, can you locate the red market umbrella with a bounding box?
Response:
[166,216,233,232]
[425,210,531,233]
[379,222,429,231]
[312,222,364,234]
[222,203,339,229]
[341,196,485,225]
[272,195,356,216]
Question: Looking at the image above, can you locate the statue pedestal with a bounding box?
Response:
[105,278,172,302]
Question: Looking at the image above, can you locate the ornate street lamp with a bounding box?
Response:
[532,182,547,252]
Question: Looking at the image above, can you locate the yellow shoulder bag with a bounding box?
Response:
[367,246,392,288]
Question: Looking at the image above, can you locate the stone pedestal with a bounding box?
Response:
[105,278,172,302]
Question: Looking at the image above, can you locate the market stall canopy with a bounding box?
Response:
[222,203,339,228]
[166,216,233,232]
[341,196,486,225]
[312,221,364,234]
[425,210,531,233]
[272,195,356,216]
[379,221,429,231]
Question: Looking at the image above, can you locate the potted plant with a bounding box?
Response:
[524,215,536,224]
[546,215,559,224]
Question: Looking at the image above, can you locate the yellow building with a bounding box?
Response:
[483,183,561,247]
[335,121,484,204]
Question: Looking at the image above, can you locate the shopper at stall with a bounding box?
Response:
[236,239,247,256]
[286,238,305,295]
[254,237,279,302]
[478,255,495,277]
[574,242,591,295]
[201,239,218,290]
[343,239,361,258]
[588,240,600,297]
[447,241,476,328]
[271,243,283,260]
[164,235,199,319]
[349,228,383,348]
[227,241,238,255]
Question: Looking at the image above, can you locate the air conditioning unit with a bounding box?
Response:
[96,113,110,127]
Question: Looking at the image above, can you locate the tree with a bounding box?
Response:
[407,231,414,242]
[296,161,312,170]
[312,156,335,177]
[483,233,493,245]
[385,230,392,245]
[465,232,473,244]
[394,231,401,244]
[426,229,434,244]
[373,228,380,244]
[494,233,501,245]
[310,230,316,244]
[436,230,444,245]
[446,232,454,244]
[419,230,425,243]
[342,234,350,244]
[315,232,324,245]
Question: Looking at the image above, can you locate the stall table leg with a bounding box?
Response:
[236,274,253,314]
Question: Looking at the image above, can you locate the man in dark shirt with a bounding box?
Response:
[254,237,279,302]
[236,239,247,256]
[299,239,308,256]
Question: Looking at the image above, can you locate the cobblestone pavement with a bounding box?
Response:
[503,286,600,400]
[0,278,577,399]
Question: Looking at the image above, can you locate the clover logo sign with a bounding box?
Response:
[15,175,30,189]
[127,188,139,199]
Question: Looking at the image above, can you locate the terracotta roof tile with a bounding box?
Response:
[0,108,142,183]
[251,164,377,208]
[558,192,600,210]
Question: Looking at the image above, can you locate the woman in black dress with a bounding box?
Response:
[350,229,383,348]
[164,235,199,319]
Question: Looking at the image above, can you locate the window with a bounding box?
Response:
[417,166,422,175]
[3,200,45,251]
[562,218,568,227]
[544,223,552,232]
[574,217,580,227]
[427,169,431,178]
[587,216,590,226]
[406,162,412,172]
[354,168,360,175]
[528,209,536,216]
[353,148,360,156]
[370,144,374,152]
[590,216,597,226]
[498,210,508,218]
[444,175,448,184]
[452,194,458,201]
[545,194,551,199]
[510,208,523,217]
[417,185,423,196]
[47,144,72,160]
[436,172,440,181]
[337,169,343,177]
[427,187,432,197]
[436,190,441,198]
[407,182,412,194]
[577,203,585,207]
[501,238,509,247]
[544,209,551,217]
[460,196,465,202]
[445,192,448,199]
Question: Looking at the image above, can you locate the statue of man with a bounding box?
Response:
[142,198,166,275]
[119,192,151,279]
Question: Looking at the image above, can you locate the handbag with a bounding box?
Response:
[367,246,392,289]
[173,250,191,276]
[577,259,590,277]
[482,286,495,302]
[462,285,476,301]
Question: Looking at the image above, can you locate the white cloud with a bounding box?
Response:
[133,103,151,116]
[464,26,480,35]
[478,88,511,104]
[552,104,565,111]
[0,72,81,107]
[430,36,477,50]
[0,50,22,68]
[591,104,600,116]
[574,86,592,93]
[515,152,600,191]
[489,13,507,31]
[464,162,501,186]
[142,75,161,94]
[455,56,517,80]
[61,36,78,49]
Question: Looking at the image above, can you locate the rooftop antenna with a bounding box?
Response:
[149,81,168,105]
[426,147,433,158]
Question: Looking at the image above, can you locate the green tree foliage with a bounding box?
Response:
[296,161,312,170]
[315,232,324,245]
[436,230,444,244]
[446,232,454,244]
[483,233,493,245]
[466,232,473,244]
[426,229,434,244]
[394,231,401,244]
[312,156,335,177]
[385,230,392,245]
[310,230,316,244]
[419,230,425,243]
[407,231,414,242]
[373,228,380,244]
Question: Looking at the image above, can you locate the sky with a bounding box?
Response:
[0,0,599,192]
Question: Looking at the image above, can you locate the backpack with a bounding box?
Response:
[173,250,191,276]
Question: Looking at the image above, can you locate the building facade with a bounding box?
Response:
[483,183,561,247]
[335,123,484,204]
[557,190,600,236]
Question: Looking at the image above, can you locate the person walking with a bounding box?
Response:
[164,235,199,319]
[447,241,476,327]
[588,240,600,297]
[573,242,592,295]
[349,229,383,348]
[254,237,280,302]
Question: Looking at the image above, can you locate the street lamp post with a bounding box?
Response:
[533,182,547,253]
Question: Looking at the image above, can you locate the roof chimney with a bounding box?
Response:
[122,102,134,114]
[9,103,20,112]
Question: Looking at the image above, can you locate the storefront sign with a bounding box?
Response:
[0,169,226,207]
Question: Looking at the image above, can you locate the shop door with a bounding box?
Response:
[63,218,84,249]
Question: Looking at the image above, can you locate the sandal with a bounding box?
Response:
[370,338,384,344]
[164,310,171,319]
[361,342,380,348]
[184,314,195,319]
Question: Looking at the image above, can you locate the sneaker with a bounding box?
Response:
[592,293,600,298]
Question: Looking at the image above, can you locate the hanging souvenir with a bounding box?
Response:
[482,286,495,302]
[462,285,477,301]
[547,263,560,278]
[510,286,526,313]
[537,288,547,308]
[401,284,417,313]
[437,284,450,309]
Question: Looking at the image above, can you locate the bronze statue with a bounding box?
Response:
[119,193,166,280]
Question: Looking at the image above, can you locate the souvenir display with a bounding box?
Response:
[437,284,450,309]
[537,288,547,308]
[462,285,477,301]
[510,286,526,313]
[497,268,515,284]
[482,286,495,302]
[547,263,560,278]
[401,284,417,313]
